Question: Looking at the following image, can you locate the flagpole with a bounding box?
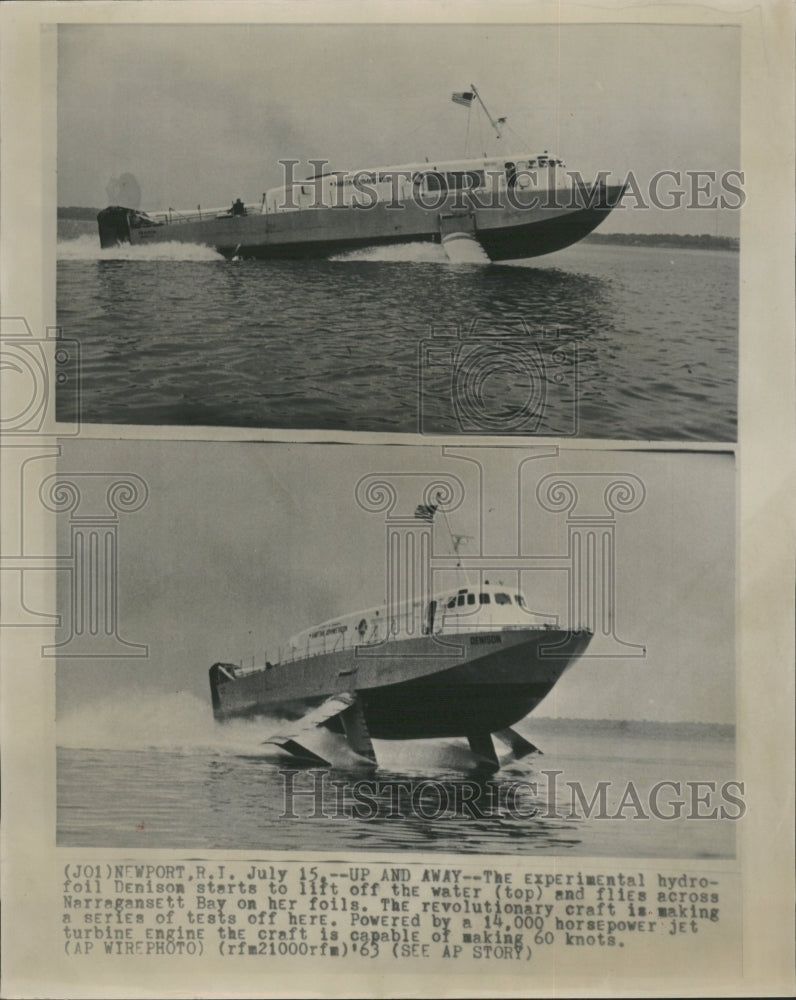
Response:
[434,491,474,589]
[469,84,503,140]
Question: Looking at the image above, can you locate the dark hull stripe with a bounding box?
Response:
[211,629,592,740]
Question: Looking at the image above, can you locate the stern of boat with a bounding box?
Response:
[97,206,134,248]
[209,661,240,717]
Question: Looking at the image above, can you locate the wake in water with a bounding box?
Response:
[331,242,449,264]
[58,234,462,265]
[57,691,277,752]
[57,235,224,262]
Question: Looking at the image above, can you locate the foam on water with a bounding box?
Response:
[331,241,448,264]
[57,235,224,262]
[57,691,278,752]
[59,234,451,265]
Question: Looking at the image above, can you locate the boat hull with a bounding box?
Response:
[98,186,625,262]
[210,627,592,740]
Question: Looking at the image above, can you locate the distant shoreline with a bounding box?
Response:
[583,232,739,251]
[530,716,734,740]
[58,206,100,220]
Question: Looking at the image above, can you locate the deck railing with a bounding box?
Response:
[146,204,264,226]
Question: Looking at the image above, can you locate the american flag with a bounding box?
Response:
[414,503,438,522]
[451,91,474,108]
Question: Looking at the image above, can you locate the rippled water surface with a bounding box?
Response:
[57,707,735,858]
[57,236,737,439]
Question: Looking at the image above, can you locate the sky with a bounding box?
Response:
[57,23,741,235]
[54,440,735,725]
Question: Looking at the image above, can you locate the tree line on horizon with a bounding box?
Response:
[584,232,739,251]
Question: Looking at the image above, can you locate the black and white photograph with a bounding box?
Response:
[56,22,740,439]
[55,440,737,859]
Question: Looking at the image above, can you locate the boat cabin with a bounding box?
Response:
[120,152,570,229]
[279,582,544,663]
[263,152,568,215]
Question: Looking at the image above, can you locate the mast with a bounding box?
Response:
[415,491,474,590]
[470,84,504,141]
[433,491,474,588]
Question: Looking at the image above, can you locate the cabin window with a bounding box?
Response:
[457,594,466,607]
[467,593,476,605]
[447,597,456,609]
[515,594,527,608]
[424,172,445,193]
[495,593,511,605]
[445,170,485,190]
[479,593,491,604]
